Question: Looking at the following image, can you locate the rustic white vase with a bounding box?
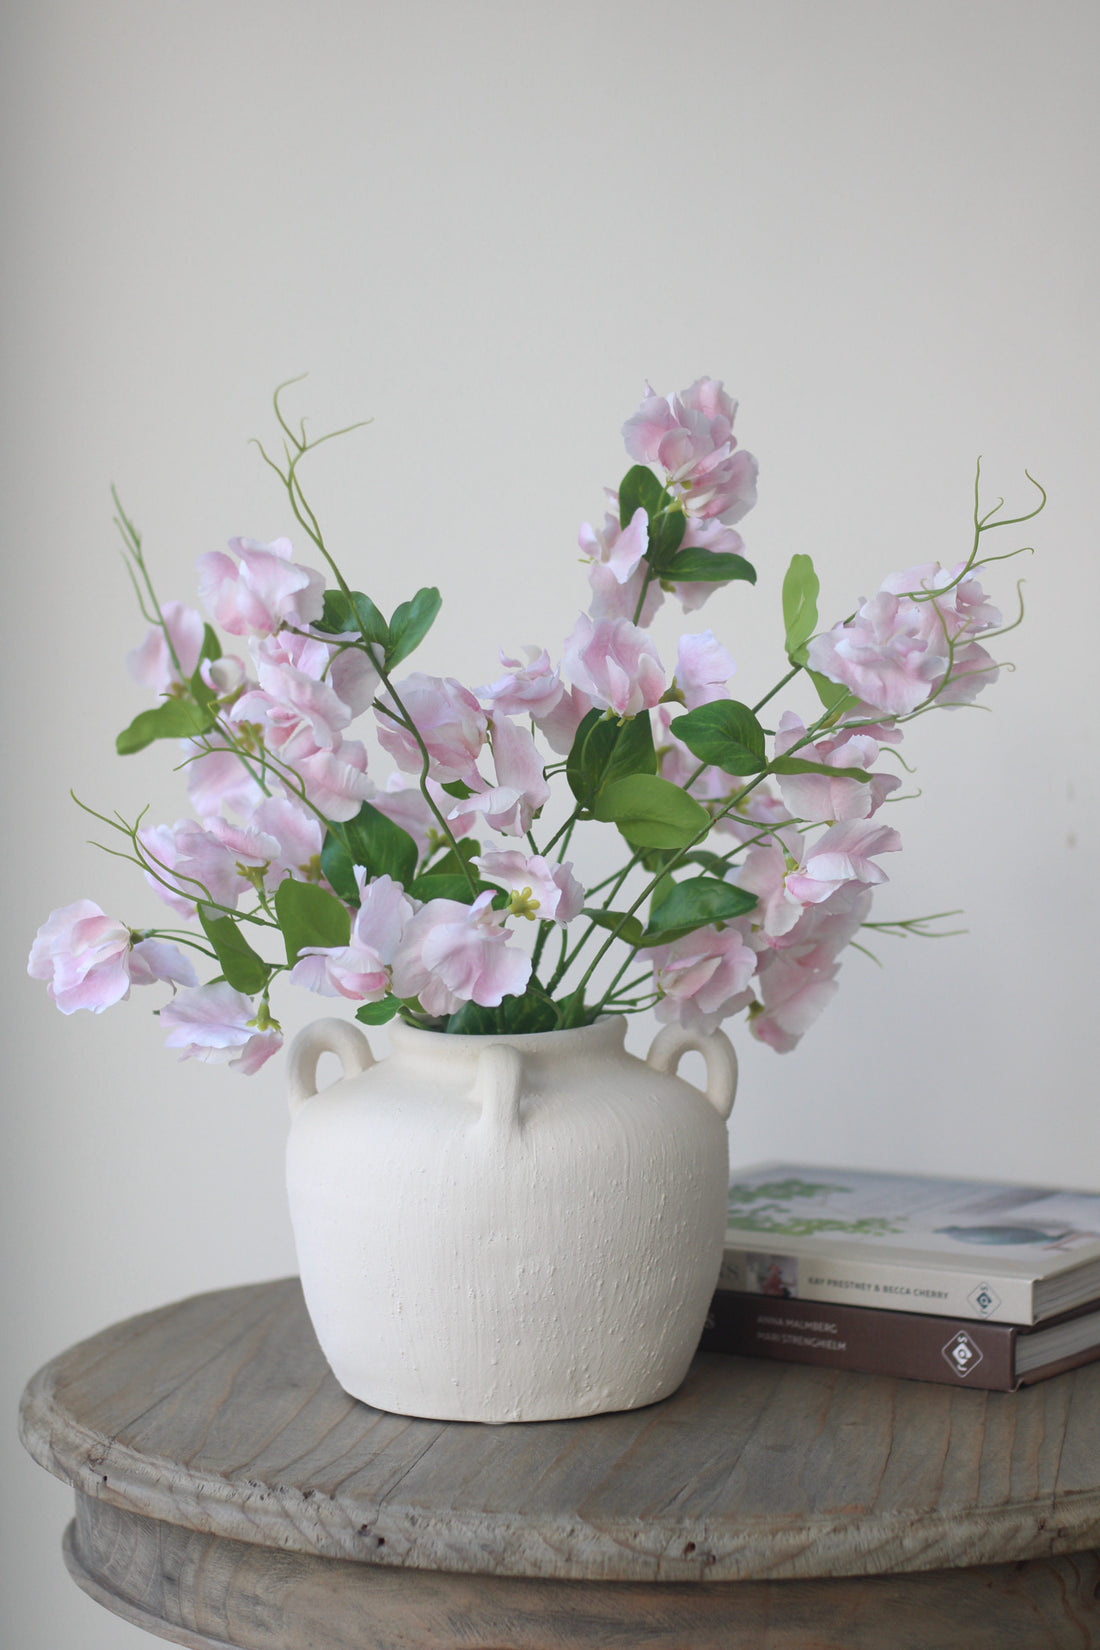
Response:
[285,1014,737,1423]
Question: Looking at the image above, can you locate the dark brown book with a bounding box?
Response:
[699,1290,1100,1391]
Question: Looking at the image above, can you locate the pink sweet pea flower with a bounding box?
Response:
[785,819,902,905]
[477,849,584,925]
[772,711,902,823]
[651,922,757,1036]
[622,378,758,523]
[578,506,650,585]
[532,682,594,756]
[391,891,532,1018]
[748,890,872,1052]
[159,981,282,1074]
[807,563,1001,718]
[375,673,487,785]
[208,795,325,890]
[563,614,666,719]
[292,874,413,1001]
[138,819,245,917]
[447,714,551,838]
[126,601,206,695]
[477,647,565,721]
[197,537,326,637]
[584,558,665,627]
[28,901,196,1014]
[676,631,736,709]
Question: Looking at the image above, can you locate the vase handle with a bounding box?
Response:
[645,1024,738,1121]
[475,1043,524,1142]
[287,1017,375,1120]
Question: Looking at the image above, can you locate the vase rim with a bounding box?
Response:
[388,1013,627,1058]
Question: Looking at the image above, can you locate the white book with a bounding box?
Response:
[720,1164,1100,1325]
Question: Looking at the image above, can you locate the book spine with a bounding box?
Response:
[700,1291,1020,1389]
[719,1245,1037,1324]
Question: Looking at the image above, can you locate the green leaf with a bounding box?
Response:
[617,464,669,529]
[807,669,859,718]
[116,696,216,755]
[782,554,819,664]
[642,877,758,945]
[669,701,767,776]
[320,802,419,902]
[441,779,474,799]
[770,755,872,783]
[355,997,402,1025]
[445,1000,498,1034]
[425,838,480,876]
[273,878,351,966]
[662,548,756,586]
[566,708,657,810]
[314,589,390,652]
[198,623,222,664]
[197,906,271,995]
[406,873,481,903]
[581,907,645,947]
[500,986,559,1034]
[387,586,442,668]
[593,775,712,849]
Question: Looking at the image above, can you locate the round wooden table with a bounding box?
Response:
[19,1278,1100,1649]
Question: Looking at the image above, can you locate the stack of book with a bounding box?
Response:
[700,1163,1100,1390]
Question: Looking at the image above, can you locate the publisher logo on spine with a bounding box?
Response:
[967,1283,1001,1318]
[942,1330,984,1378]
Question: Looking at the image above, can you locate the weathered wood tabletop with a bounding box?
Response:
[19,1277,1100,1649]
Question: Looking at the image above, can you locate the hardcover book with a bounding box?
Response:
[700,1290,1100,1391]
[720,1164,1100,1325]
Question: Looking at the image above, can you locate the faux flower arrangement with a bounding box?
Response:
[29,379,1041,1072]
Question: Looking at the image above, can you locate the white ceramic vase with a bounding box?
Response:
[285,1014,737,1423]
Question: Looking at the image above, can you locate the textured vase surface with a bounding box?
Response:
[286,1013,737,1423]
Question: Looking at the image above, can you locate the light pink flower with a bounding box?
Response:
[186,745,267,823]
[284,741,373,822]
[138,819,244,917]
[208,795,324,890]
[255,628,377,720]
[585,556,665,628]
[127,939,199,990]
[478,648,565,721]
[391,891,532,1017]
[447,714,551,838]
[477,849,584,925]
[807,563,1002,718]
[28,901,195,1014]
[532,682,594,756]
[772,711,902,823]
[199,653,247,698]
[651,923,757,1035]
[159,982,282,1074]
[676,631,735,709]
[578,506,650,584]
[292,874,413,1001]
[126,602,206,695]
[375,674,487,785]
[563,614,666,719]
[197,537,325,637]
[749,890,872,1052]
[622,378,758,523]
[785,819,902,905]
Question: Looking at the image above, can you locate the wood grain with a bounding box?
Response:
[20,1278,1100,1585]
[20,1278,1100,1647]
[61,1498,1100,1650]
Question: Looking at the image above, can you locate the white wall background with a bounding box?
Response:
[3,2,1098,1644]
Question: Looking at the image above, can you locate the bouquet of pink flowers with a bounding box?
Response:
[28,379,1040,1072]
